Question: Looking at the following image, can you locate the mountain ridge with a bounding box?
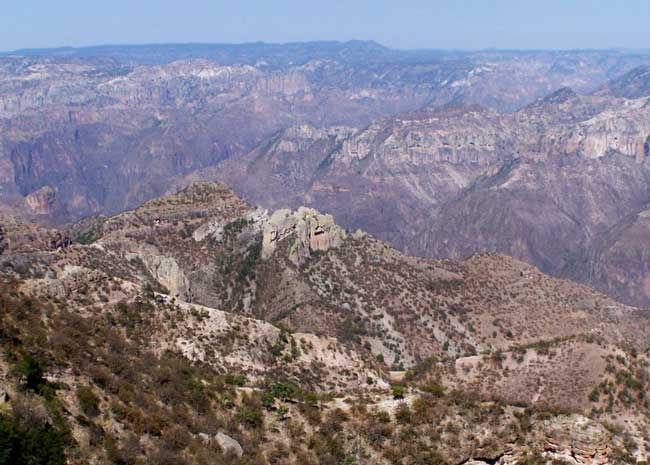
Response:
[1,182,649,463]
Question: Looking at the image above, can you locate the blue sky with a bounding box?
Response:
[2,0,649,52]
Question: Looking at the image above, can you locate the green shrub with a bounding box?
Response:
[421,382,445,398]
[225,373,247,387]
[16,355,45,393]
[392,385,405,400]
[0,413,67,465]
[269,382,299,400]
[76,385,100,417]
[238,238,262,280]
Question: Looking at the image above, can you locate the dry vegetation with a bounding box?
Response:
[1,182,649,464]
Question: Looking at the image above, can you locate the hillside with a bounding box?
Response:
[1,183,649,464]
[596,65,650,99]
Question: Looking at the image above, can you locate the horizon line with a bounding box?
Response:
[2,39,650,55]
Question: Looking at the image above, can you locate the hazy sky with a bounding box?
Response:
[2,0,649,52]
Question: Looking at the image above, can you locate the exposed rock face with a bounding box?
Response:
[25,186,58,215]
[541,415,611,465]
[191,219,225,243]
[215,432,243,458]
[23,185,69,221]
[460,416,612,465]
[262,207,346,264]
[128,248,189,299]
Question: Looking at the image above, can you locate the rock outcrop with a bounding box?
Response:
[540,415,611,465]
[215,432,243,457]
[130,248,189,299]
[262,207,347,264]
[49,232,72,251]
[461,416,613,465]
[0,225,5,255]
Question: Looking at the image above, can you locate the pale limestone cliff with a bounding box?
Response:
[25,185,60,215]
[130,248,189,299]
[539,415,611,465]
[262,207,347,264]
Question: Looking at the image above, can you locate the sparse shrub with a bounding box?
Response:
[15,354,45,393]
[421,381,445,398]
[76,385,100,417]
[225,373,247,387]
[392,385,405,400]
[236,394,265,430]
[395,403,411,424]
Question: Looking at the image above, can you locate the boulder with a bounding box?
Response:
[197,433,210,445]
[0,382,9,402]
[216,432,243,458]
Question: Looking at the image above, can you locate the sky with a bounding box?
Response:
[1,0,649,52]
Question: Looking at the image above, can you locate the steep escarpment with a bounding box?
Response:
[4,46,650,312]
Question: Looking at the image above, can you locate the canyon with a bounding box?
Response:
[2,42,650,463]
[3,43,650,307]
